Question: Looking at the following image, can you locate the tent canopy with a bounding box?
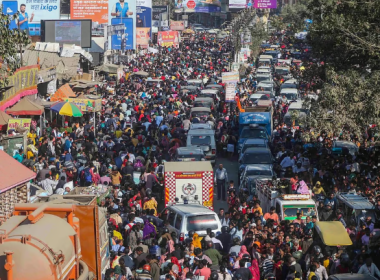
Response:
[26,95,55,108]
[0,110,12,128]
[6,98,44,115]
[95,64,119,74]
[51,83,76,102]
[131,71,149,77]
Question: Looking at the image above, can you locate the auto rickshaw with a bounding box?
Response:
[313,221,353,256]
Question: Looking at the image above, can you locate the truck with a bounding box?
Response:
[0,194,109,280]
[164,161,214,210]
[237,102,273,153]
[256,179,318,222]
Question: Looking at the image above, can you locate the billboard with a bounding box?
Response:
[175,0,221,13]
[71,0,108,24]
[254,0,277,8]
[225,83,236,102]
[136,0,152,28]
[152,5,168,30]
[1,0,60,35]
[41,20,92,48]
[170,20,184,31]
[108,0,136,50]
[157,31,179,48]
[229,0,253,9]
[136,27,151,48]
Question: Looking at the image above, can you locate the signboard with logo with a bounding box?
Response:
[174,0,221,13]
[108,0,136,49]
[254,0,277,8]
[136,0,152,41]
[136,27,151,48]
[157,31,179,47]
[7,118,32,133]
[170,20,184,31]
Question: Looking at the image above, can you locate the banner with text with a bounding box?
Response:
[222,72,239,83]
[136,27,151,48]
[225,83,236,102]
[7,118,32,133]
[229,0,253,9]
[71,0,108,23]
[157,31,179,48]
[254,0,277,8]
[152,5,168,31]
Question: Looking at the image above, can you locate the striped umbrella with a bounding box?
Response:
[50,101,83,117]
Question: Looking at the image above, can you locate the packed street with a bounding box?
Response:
[0,1,380,280]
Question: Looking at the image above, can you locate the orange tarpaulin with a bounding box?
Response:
[50,84,76,102]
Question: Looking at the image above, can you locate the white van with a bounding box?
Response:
[187,129,216,165]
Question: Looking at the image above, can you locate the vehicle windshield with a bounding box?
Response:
[275,69,290,75]
[199,93,216,99]
[240,128,267,139]
[283,93,298,100]
[334,142,358,154]
[187,215,218,231]
[191,111,210,118]
[191,136,211,145]
[245,169,272,176]
[242,153,272,164]
[282,84,297,89]
[194,101,212,108]
[257,76,271,83]
[283,206,316,219]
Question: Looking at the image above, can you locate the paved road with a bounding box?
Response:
[214,156,239,212]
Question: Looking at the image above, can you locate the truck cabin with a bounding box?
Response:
[198,89,220,102]
[193,97,215,111]
[256,179,318,222]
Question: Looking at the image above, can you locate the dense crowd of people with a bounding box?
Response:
[14,24,380,280]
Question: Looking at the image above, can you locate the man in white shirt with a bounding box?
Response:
[280,154,294,169]
[308,259,328,280]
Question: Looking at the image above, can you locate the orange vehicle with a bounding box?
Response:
[0,195,109,280]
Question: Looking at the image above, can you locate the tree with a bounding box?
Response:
[307,0,380,70]
[249,20,269,57]
[270,0,309,32]
[305,69,380,138]
[0,9,30,88]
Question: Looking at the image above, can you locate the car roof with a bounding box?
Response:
[201,89,219,93]
[327,274,376,280]
[275,66,290,70]
[284,79,298,84]
[177,147,204,154]
[187,79,203,83]
[280,88,298,93]
[188,129,214,135]
[243,138,268,144]
[258,82,273,86]
[334,140,357,147]
[168,204,218,215]
[243,147,271,153]
[190,123,211,128]
[288,101,304,109]
[194,97,214,102]
[190,107,211,112]
[337,193,374,210]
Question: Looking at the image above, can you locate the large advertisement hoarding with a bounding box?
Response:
[229,0,253,9]
[152,5,168,31]
[157,31,179,48]
[170,20,184,31]
[254,0,277,8]
[136,27,150,48]
[1,0,60,35]
[108,0,136,50]
[175,0,221,13]
[71,0,108,24]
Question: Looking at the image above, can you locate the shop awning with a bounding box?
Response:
[26,95,55,108]
[6,98,44,115]
[0,150,36,192]
[50,83,76,102]
[0,110,12,128]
